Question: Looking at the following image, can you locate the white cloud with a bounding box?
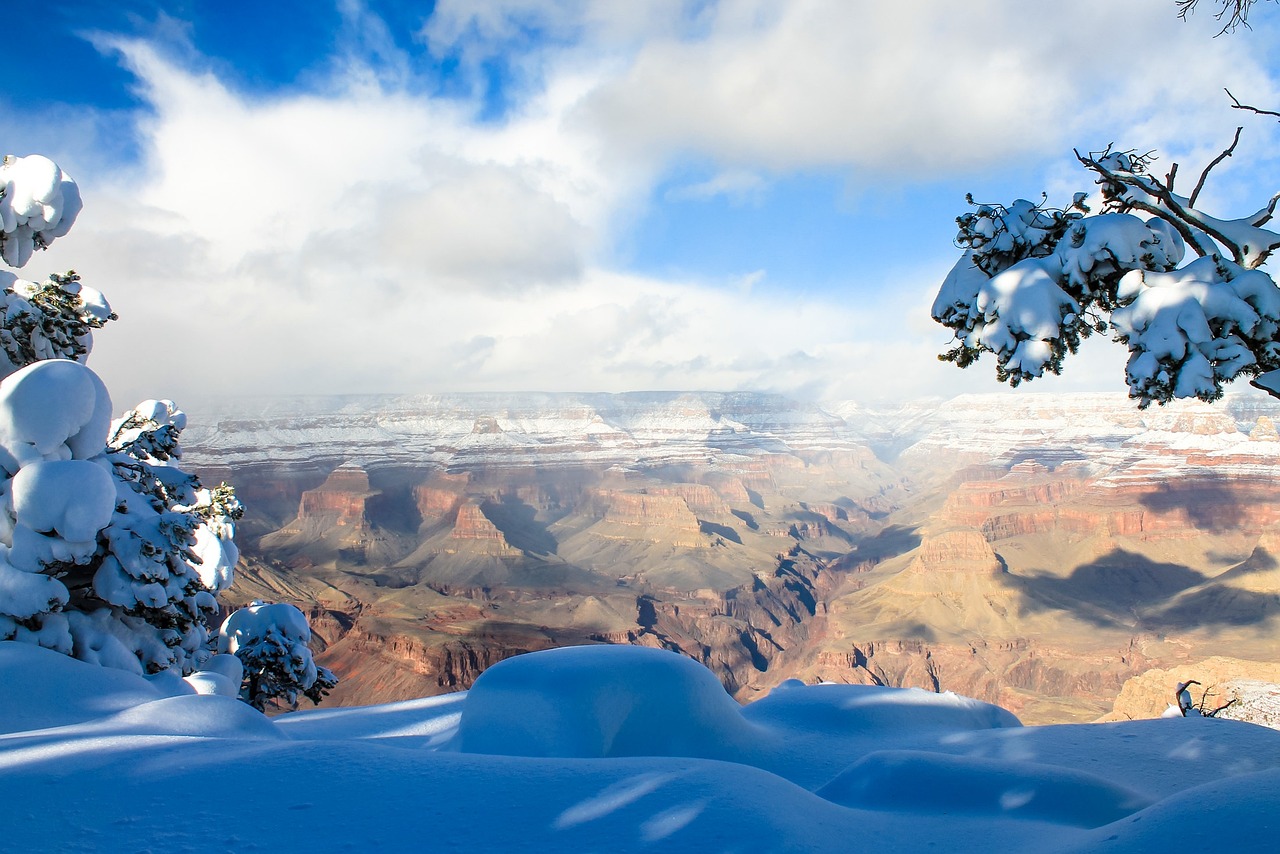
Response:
[665,170,766,203]
[577,0,1279,177]
[14,0,1280,411]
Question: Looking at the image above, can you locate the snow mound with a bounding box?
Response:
[183,670,239,697]
[98,694,284,740]
[278,693,466,744]
[742,680,1022,734]
[449,644,765,759]
[5,639,1280,850]
[1064,768,1280,852]
[816,749,1152,828]
[0,641,167,733]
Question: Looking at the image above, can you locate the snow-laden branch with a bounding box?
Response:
[1078,144,1280,270]
[0,155,81,268]
[933,133,1280,406]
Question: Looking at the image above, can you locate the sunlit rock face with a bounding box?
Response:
[194,390,1280,723]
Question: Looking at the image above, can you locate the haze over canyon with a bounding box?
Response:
[181,390,1280,723]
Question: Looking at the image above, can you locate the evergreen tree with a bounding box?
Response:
[219,602,338,710]
[0,152,334,704]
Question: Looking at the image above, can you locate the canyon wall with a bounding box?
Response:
[191,390,1280,723]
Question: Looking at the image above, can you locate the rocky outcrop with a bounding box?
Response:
[594,491,704,548]
[704,473,752,504]
[804,503,850,525]
[296,463,377,529]
[317,624,549,706]
[415,484,465,525]
[596,548,827,699]
[809,639,1150,722]
[1218,681,1280,729]
[450,501,518,553]
[646,484,731,518]
[906,528,1003,575]
[940,462,1280,542]
[1251,417,1279,441]
[1103,656,1280,723]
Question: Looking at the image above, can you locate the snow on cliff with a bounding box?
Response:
[180,390,1280,475]
[2,641,1278,852]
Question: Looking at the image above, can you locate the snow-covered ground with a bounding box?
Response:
[3,642,1278,852]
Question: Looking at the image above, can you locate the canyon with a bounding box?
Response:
[183,391,1280,723]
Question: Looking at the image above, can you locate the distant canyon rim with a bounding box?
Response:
[181,390,1280,724]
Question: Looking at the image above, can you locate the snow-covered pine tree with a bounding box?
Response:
[218,602,338,710]
[931,132,1280,407]
[0,153,242,673]
[0,152,332,707]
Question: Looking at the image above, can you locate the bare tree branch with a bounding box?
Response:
[1205,698,1240,717]
[1189,126,1242,208]
[1077,149,1225,259]
[1178,0,1267,34]
[1077,146,1265,264]
[1226,88,1280,120]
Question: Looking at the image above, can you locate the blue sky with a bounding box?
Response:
[4,0,1280,406]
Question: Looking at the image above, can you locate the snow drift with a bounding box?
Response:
[4,641,1280,852]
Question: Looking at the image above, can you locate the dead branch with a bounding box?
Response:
[1189,126,1242,208]
[1077,149,1244,263]
[1176,679,1202,715]
[1205,698,1240,717]
[1179,0,1265,34]
[1226,88,1280,120]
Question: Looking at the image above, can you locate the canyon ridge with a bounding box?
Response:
[181,390,1280,723]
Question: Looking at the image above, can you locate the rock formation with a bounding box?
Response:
[192,390,1280,722]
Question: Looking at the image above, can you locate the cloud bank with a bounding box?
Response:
[13,0,1280,408]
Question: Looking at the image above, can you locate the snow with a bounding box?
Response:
[190,522,239,591]
[0,359,112,470]
[218,601,328,706]
[0,154,80,267]
[1054,213,1182,294]
[219,601,314,656]
[3,640,1279,852]
[451,644,764,759]
[972,258,1077,376]
[1111,256,1277,403]
[0,546,68,618]
[11,459,115,542]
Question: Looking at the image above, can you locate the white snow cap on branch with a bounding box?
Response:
[970,258,1079,380]
[0,155,81,268]
[0,360,112,473]
[934,132,1280,406]
[1113,257,1280,403]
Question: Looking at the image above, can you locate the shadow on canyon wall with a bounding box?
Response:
[832,525,923,572]
[1007,546,1280,630]
[1136,476,1253,531]
[482,495,559,555]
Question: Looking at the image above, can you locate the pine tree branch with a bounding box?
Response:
[1077,149,1244,262]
